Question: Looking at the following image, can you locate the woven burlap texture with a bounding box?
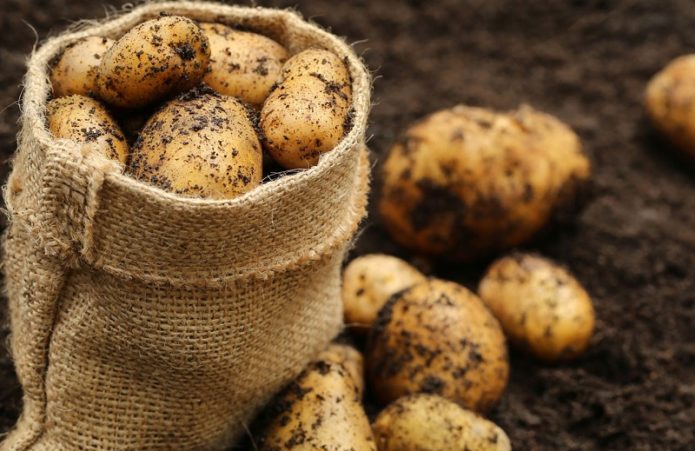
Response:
[0,2,371,450]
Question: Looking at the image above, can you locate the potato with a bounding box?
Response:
[318,343,365,396]
[200,23,287,107]
[342,254,426,333]
[645,54,695,158]
[50,36,114,98]
[367,279,509,412]
[378,104,591,261]
[479,253,595,361]
[260,48,352,169]
[256,359,376,451]
[47,95,128,165]
[372,394,511,451]
[129,88,262,199]
[98,16,210,108]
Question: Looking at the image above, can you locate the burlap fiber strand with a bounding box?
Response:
[0,2,371,450]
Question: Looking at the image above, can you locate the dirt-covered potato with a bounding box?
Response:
[367,279,509,412]
[318,343,365,396]
[50,36,114,98]
[47,95,128,165]
[645,54,695,158]
[342,254,426,333]
[479,253,595,361]
[97,16,210,108]
[378,104,591,261]
[260,48,352,169]
[372,394,512,451]
[129,88,261,199]
[256,359,376,451]
[200,23,287,107]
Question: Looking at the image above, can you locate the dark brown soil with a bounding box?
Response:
[1,1,694,450]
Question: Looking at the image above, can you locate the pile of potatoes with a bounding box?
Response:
[48,15,354,199]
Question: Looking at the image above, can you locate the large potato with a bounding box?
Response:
[256,358,376,450]
[129,89,262,199]
[342,254,426,333]
[201,23,287,107]
[50,36,114,98]
[479,253,595,361]
[367,279,509,412]
[645,54,695,158]
[47,95,128,165]
[372,394,511,451]
[260,49,352,169]
[318,342,365,396]
[98,16,210,108]
[378,104,591,261]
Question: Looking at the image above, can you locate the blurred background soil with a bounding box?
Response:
[1,1,694,449]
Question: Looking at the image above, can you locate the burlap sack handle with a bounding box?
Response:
[14,1,371,286]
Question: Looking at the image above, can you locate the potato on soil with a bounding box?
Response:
[318,343,365,396]
[645,54,695,158]
[256,359,376,451]
[372,394,512,451]
[342,254,426,333]
[129,88,262,199]
[378,104,591,261]
[260,48,352,169]
[47,95,128,165]
[479,253,595,362]
[201,23,287,107]
[97,16,210,108]
[50,36,114,98]
[367,279,509,412]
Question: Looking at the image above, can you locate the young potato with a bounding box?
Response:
[372,394,512,451]
[260,48,352,169]
[256,359,376,451]
[479,253,595,362]
[98,16,210,108]
[47,95,128,165]
[378,104,591,261]
[50,36,115,98]
[645,54,695,158]
[342,254,427,333]
[367,279,509,412]
[129,88,262,199]
[317,343,365,397]
[200,23,288,107]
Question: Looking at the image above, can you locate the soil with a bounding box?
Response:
[1,1,694,450]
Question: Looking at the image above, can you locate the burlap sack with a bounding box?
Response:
[1,2,370,450]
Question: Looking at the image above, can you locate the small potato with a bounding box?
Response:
[47,95,128,165]
[50,36,114,98]
[378,104,591,261]
[342,254,426,333]
[260,48,352,169]
[645,55,695,158]
[129,88,262,199]
[479,253,595,361]
[256,359,376,451]
[200,23,288,106]
[372,394,511,451]
[367,279,509,412]
[98,16,210,108]
[318,343,365,396]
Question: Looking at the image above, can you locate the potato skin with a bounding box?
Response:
[260,49,352,169]
[50,36,114,98]
[479,253,595,361]
[645,55,695,158]
[372,394,512,451]
[201,23,287,107]
[367,279,509,412]
[317,343,365,396]
[256,359,376,451]
[47,95,128,165]
[129,89,262,199]
[97,16,210,108]
[342,254,426,333]
[378,104,591,261]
